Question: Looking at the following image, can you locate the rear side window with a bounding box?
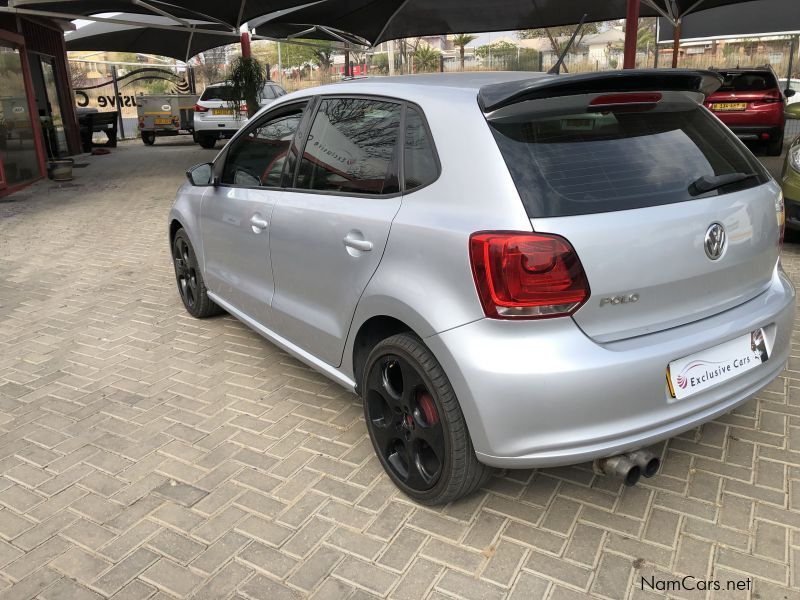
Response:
[717,70,777,92]
[200,86,236,101]
[404,107,438,191]
[296,98,401,195]
[490,105,769,218]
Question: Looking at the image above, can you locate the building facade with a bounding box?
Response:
[1,11,81,197]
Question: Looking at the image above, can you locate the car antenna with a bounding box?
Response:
[548,13,587,75]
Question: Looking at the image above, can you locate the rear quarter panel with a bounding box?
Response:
[341,89,532,377]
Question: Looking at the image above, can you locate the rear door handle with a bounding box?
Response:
[250,215,269,232]
[343,235,373,252]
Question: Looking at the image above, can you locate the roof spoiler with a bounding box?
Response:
[478,69,723,113]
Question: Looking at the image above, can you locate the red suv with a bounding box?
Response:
[705,66,794,156]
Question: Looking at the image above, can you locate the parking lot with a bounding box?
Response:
[0,138,798,599]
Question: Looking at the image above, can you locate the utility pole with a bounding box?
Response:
[388,41,395,76]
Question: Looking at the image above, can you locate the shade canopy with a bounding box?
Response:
[255,0,764,45]
[656,0,800,42]
[64,14,241,62]
[6,0,316,29]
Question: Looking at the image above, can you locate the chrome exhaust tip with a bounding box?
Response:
[626,450,661,478]
[595,455,641,486]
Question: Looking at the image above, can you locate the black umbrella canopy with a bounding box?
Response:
[7,0,316,29]
[256,0,764,45]
[65,14,241,61]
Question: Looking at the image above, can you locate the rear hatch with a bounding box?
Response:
[705,70,784,126]
[482,71,780,343]
[196,85,245,125]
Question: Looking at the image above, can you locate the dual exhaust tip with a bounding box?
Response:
[594,450,660,486]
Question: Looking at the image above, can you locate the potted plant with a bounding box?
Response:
[228,55,267,119]
[41,118,73,181]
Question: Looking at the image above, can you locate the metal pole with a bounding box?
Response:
[786,36,796,93]
[623,0,640,69]
[277,42,282,85]
[240,31,251,58]
[654,19,660,67]
[111,65,125,140]
[388,41,395,76]
[344,48,350,77]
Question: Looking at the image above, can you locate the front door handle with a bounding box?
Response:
[250,215,269,233]
[343,235,373,252]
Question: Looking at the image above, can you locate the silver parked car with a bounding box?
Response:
[169,70,795,504]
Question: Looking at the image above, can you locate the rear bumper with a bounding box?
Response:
[728,124,784,141]
[427,265,795,468]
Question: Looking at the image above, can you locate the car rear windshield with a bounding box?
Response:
[489,104,769,218]
[200,86,237,101]
[717,70,777,92]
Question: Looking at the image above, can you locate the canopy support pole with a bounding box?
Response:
[623,0,640,69]
[241,30,251,58]
[671,19,681,68]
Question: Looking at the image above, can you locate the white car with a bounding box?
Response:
[193,81,287,149]
[780,78,800,105]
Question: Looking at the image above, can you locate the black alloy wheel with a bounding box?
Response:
[366,353,446,491]
[362,333,490,504]
[171,229,222,318]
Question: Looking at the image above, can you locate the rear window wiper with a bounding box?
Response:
[688,172,757,196]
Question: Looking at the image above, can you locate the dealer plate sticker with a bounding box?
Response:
[667,329,769,400]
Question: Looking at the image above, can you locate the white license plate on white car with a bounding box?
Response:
[667,329,769,400]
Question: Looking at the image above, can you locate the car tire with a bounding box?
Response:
[142,132,155,146]
[171,228,223,318]
[199,135,217,149]
[767,133,784,156]
[362,332,491,505]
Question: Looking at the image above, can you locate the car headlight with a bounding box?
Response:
[790,145,800,172]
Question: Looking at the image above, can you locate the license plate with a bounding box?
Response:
[212,108,234,115]
[667,329,769,400]
[154,118,171,125]
[711,102,748,111]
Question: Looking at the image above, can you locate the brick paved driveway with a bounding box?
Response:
[0,138,798,600]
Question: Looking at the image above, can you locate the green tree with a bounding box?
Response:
[413,44,441,73]
[370,52,389,74]
[452,33,477,69]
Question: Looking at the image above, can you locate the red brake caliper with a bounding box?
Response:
[417,391,439,425]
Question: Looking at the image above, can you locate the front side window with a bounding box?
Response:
[296,98,401,195]
[222,104,306,187]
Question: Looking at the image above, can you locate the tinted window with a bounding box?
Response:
[490,105,768,218]
[717,70,777,92]
[404,107,438,191]
[296,98,401,195]
[261,85,276,100]
[200,86,237,101]
[222,105,305,187]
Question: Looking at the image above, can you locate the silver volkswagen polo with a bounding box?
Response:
[169,70,795,504]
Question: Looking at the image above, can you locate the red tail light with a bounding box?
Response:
[240,103,248,114]
[759,90,782,104]
[193,104,208,112]
[469,232,590,319]
[590,92,662,107]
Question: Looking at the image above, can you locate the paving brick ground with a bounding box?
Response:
[0,137,799,599]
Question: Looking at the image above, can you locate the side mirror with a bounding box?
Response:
[785,89,796,98]
[186,162,213,186]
